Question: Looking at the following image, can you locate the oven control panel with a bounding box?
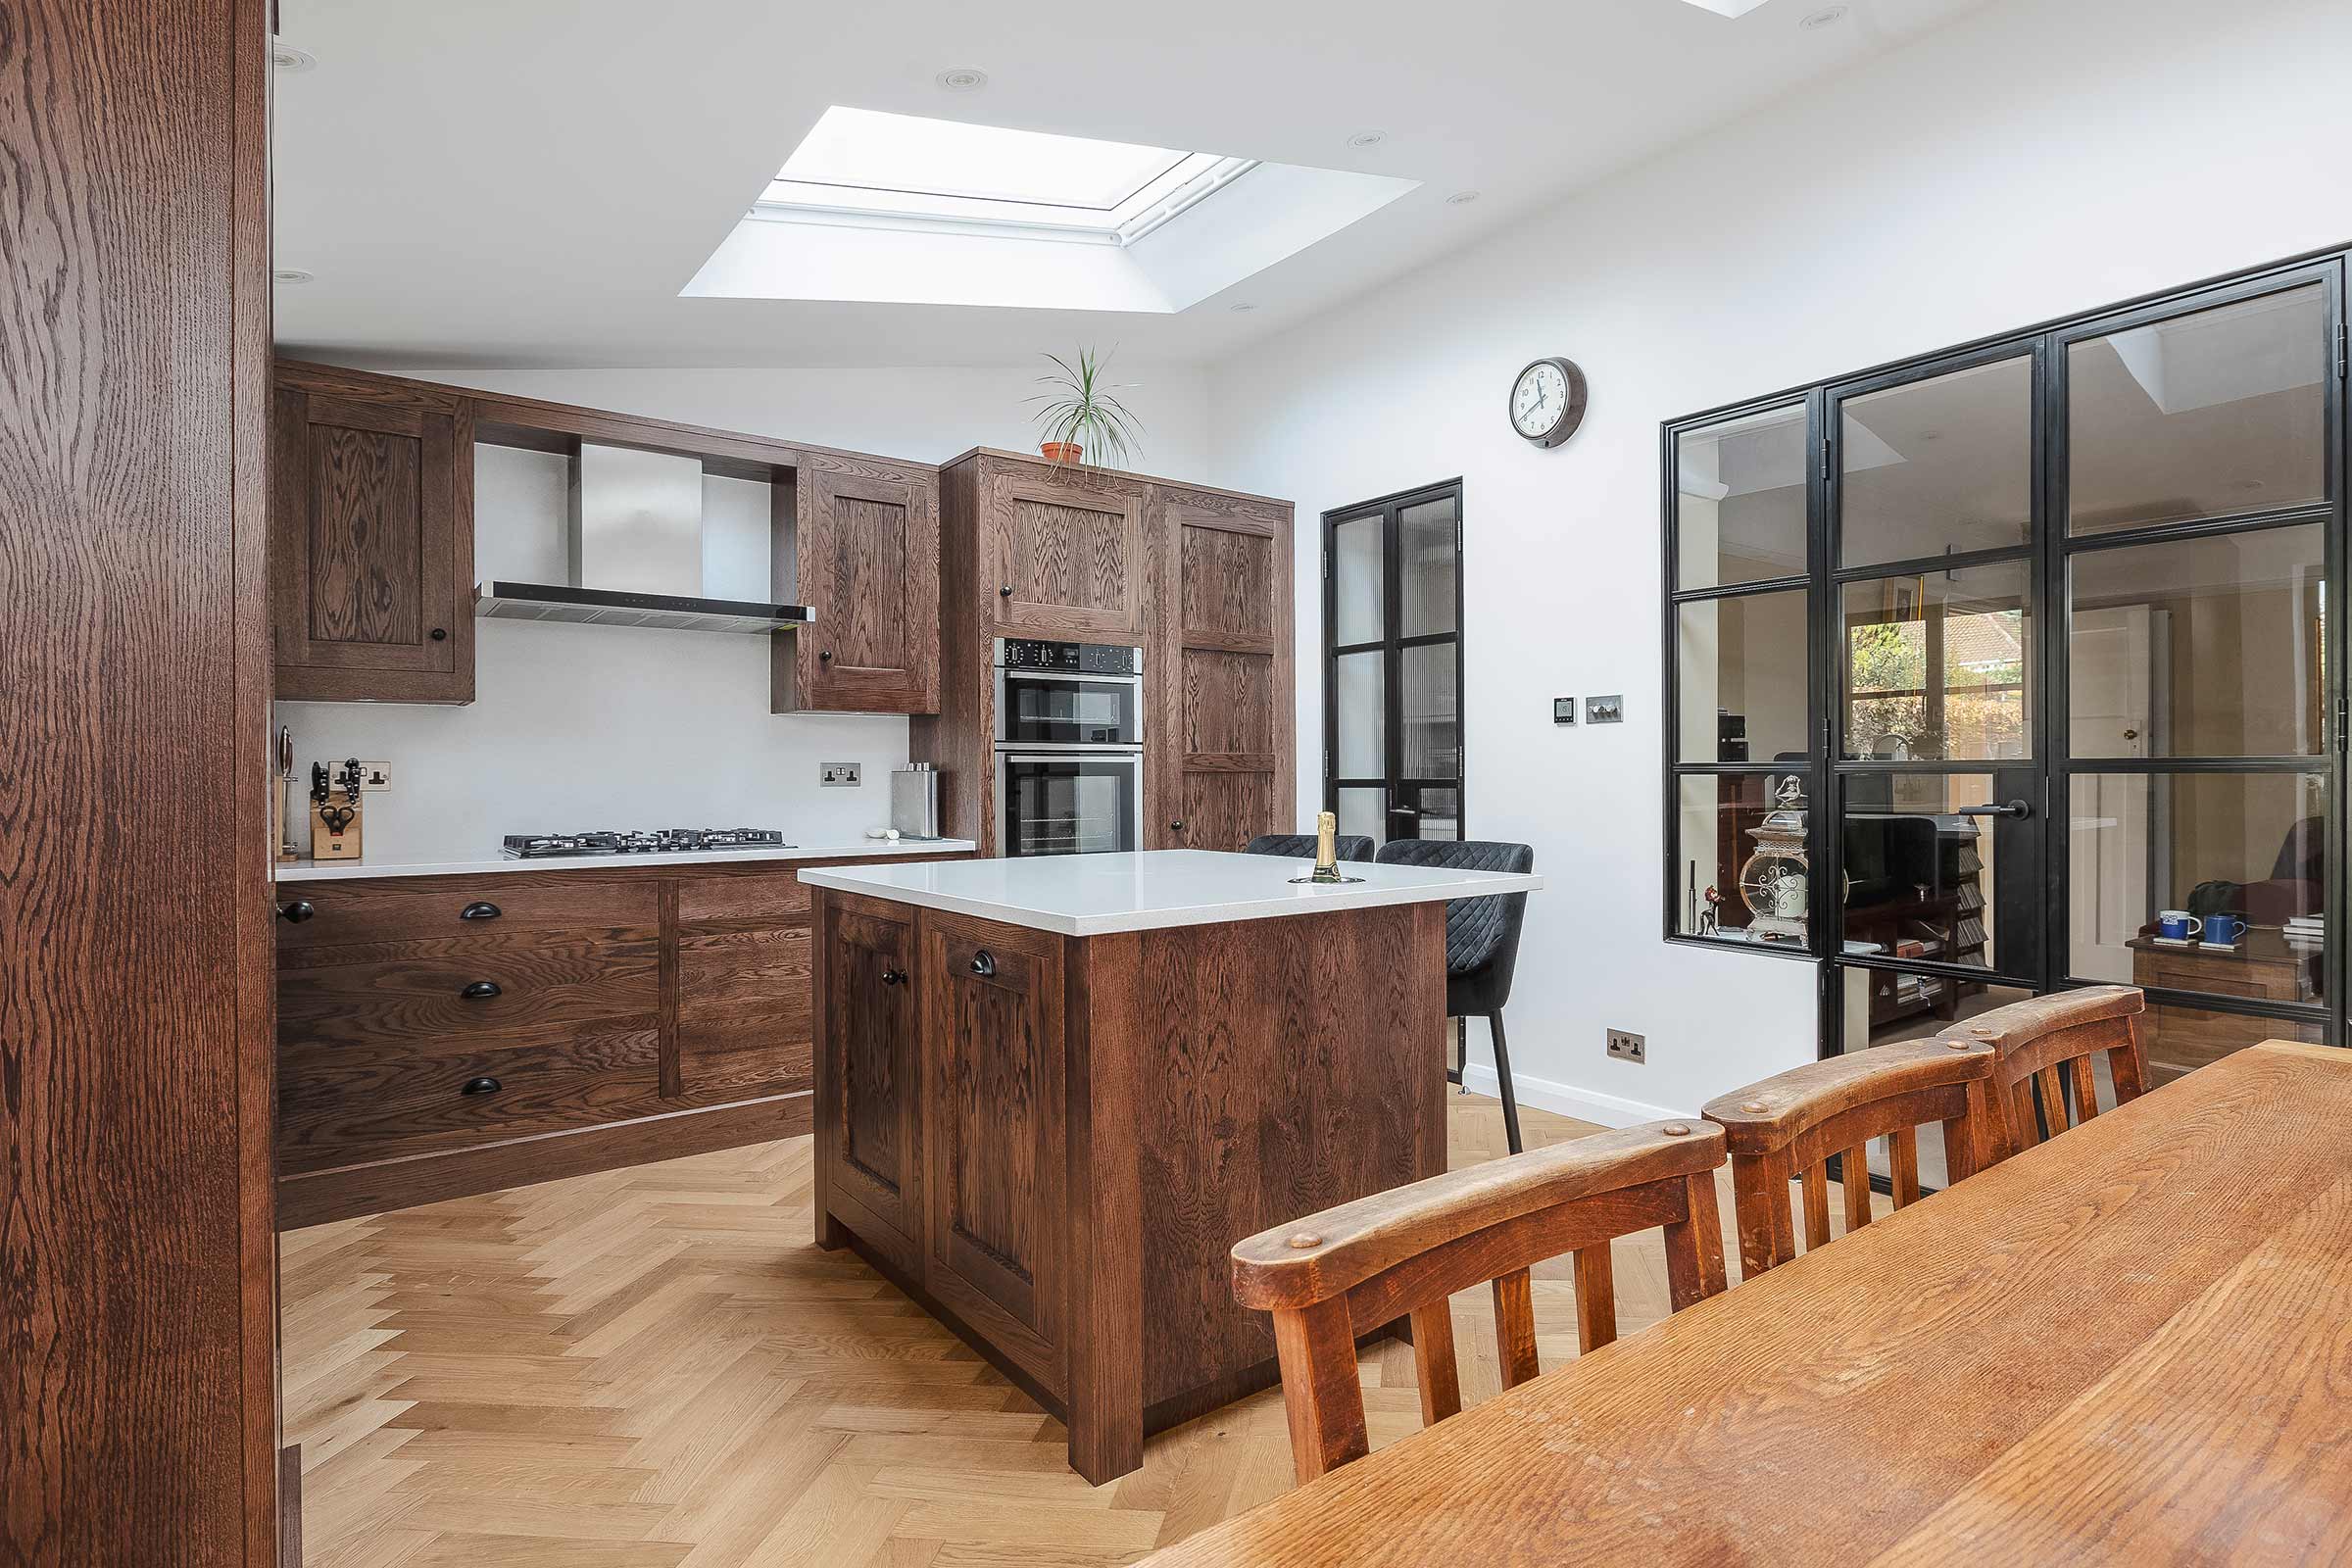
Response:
[996,638,1141,675]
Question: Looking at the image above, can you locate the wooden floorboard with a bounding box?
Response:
[284,1092,1850,1565]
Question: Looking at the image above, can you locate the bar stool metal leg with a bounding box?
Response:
[1489,1010,1523,1155]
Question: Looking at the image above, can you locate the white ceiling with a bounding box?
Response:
[271,0,1988,370]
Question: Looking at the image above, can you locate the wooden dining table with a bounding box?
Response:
[1141,1039,2352,1566]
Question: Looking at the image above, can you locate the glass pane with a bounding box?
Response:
[1839,973,2034,1190]
[1840,772,2021,971]
[1677,589,1808,763]
[2070,283,2329,533]
[1334,651,1384,777]
[1675,771,1811,947]
[1411,786,1461,842]
[1839,357,2033,567]
[1333,517,1383,645]
[1676,404,1808,590]
[1398,496,1458,637]
[2069,524,2326,759]
[1336,786,1388,851]
[2066,771,2326,1007]
[1841,563,2032,761]
[1400,642,1457,779]
[2144,1002,2324,1088]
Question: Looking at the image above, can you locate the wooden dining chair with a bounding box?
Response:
[1948,985,2149,1160]
[1230,1120,1728,1484]
[1700,1037,2000,1279]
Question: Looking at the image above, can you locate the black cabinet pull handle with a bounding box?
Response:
[968,950,997,978]
[879,967,906,987]
[460,980,502,1000]
[459,901,501,921]
[277,900,316,923]
[430,627,448,642]
[461,1076,502,1096]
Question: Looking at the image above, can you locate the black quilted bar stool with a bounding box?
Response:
[1245,832,1377,863]
[1373,838,1536,1154]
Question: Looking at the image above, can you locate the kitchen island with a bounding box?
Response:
[798,848,1543,1481]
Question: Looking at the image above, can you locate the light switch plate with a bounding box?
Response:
[1587,695,1625,724]
[1553,697,1576,725]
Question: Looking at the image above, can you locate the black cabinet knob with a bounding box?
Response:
[276,900,316,923]
[879,967,906,987]
[430,627,448,642]
[1168,820,1186,833]
[460,980,502,1000]
[819,649,832,662]
[999,585,1012,598]
[461,1076,502,1096]
[459,901,501,921]
[968,950,997,979]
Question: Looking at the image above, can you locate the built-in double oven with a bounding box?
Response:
[993,637,1145,857]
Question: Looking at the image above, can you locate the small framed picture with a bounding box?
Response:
[1553,697,1576,725]
[1588,694,1624,724]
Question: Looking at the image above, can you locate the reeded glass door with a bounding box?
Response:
[1324,482,1464,848]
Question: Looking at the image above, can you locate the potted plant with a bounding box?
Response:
[1028,346,1144,469]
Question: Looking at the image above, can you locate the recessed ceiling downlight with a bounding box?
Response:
[1800,6,1848,27]
[272,43,316,71]
[1346,130,1388,149]
[1446,190,1482,206]
[934,67,988,92]
[1229,302,1258,313]
[272,269,314,284]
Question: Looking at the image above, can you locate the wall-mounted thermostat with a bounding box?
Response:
[1553,697,1576,725]
[1587,694,1625,724]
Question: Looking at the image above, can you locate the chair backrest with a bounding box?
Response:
[1231,1120,1727,1484]
[1372,839,1535,993]
[1948,986,2149,1161]
[1700,1037,1999,1279]
[1245,832,1376,864]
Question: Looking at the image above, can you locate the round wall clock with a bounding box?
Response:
[1509,357,1589,449]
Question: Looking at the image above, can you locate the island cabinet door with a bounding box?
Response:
[918,910,1068,1396]
[817,899,924,1261]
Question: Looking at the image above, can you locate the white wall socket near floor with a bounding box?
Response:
[819,761,862,787]
[1606,1029,1646,1063]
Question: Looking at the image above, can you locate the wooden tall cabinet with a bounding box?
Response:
[917,449,1296,855]
[271,363,474,703]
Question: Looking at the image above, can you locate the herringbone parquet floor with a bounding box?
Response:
[282,1097,1813,1567]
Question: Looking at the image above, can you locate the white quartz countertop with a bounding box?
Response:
[274,839,977,883]
[797,848,1542,937]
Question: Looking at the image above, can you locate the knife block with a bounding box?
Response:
[310,798,364,861]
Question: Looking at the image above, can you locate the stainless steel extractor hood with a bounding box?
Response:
[476,444,812,634]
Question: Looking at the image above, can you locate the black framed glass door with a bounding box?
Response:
[1325,481,1464,848]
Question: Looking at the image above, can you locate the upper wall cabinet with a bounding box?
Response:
[774,451,942,715]
[986,466,1147,639]
[270,365,474,704]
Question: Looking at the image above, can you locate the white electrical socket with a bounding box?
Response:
[356,760,394,792]
[820,761,862,788]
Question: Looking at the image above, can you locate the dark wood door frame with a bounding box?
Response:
[1,0,280,1559]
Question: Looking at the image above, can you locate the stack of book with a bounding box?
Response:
[2285,913,2326,952]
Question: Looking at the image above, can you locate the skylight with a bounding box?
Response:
[1676,0,1772,15]
[759,107,1255,246]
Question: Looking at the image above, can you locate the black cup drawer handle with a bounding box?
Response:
[879,967,906,987]
[968,950,997,979]
[460,980,502,1001]
[459,902,502,921]
[461,1076,502,1096]
[277,900,316,923]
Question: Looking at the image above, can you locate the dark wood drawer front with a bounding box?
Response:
[278,937,658,1048]
[276,879,659,951]
[675,926,812,1102]
[677,873,811,927]
[277,1020,664,1174]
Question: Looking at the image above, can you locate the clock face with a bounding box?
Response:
[1510,358,1587,447]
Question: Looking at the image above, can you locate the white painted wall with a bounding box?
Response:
[276,364,1218,863]
[1202,0,2352,1124]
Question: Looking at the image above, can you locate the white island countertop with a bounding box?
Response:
[798,848,1542,937]
[275,838,977,883]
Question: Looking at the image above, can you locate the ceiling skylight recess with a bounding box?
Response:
[752,107,1257,246]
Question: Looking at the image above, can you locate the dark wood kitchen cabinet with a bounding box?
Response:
[772,450,943,715]
[270,361,474,703]
[986,462,1148,639]
[813,892,924,1271]
[274,850,965,1228]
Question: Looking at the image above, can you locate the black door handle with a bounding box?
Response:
[461,1076,502,1096]
[1956,800,2033,820]
[459,901,501,921]
[460,980,502,1000]
[430,627,448,642]
[999,585,1013,598]
[277,900,316,923]
[819,649,832,662]
[879,967,906,987]
[1169,820,1186,832]
[968,950,997,978]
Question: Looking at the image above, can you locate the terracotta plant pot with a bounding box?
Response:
[1040,440,1083,465]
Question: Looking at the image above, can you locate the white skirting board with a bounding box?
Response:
[1456,1062,1690,1131]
